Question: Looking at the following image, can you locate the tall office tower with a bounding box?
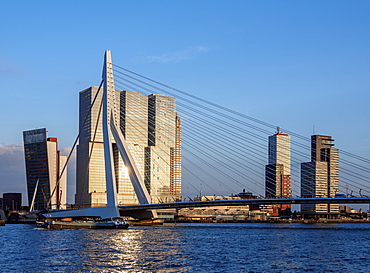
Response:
[76,87,181,207]
[147,94,178,203]
[265,127,291,216]
[23,128,67,210]
[118,90,149,205]
[301,135,339,213]
[76,86,121,207]
[170,115,182,201]
[265,127,291,199]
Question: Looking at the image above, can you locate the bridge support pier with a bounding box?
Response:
[119,209,158,222]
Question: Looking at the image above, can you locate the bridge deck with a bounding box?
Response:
[118,198,370,211]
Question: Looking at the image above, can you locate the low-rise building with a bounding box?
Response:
[2,193,22,211]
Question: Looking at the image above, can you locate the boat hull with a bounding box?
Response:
[37,219,129,230]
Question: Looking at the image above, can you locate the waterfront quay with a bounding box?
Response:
[167,218,370,224]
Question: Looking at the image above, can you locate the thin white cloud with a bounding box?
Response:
[0,144,23,155]
[144,46,208,63]
[0,144,27,204]
[0,59,25,77]
[0,145,77,205]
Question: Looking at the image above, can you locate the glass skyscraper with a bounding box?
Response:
[23,128,67,210]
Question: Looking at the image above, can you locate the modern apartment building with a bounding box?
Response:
[301,135,339,214]
[23,128,67,210]
[75,87,181,207]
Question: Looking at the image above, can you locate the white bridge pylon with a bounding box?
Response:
[103,50,152,206]
[44,50,155,220]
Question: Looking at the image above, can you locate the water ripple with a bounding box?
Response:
[1,223,370,272]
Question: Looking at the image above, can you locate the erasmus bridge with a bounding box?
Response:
[46,50,370,221]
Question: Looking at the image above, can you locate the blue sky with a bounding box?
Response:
[1,1,370,204]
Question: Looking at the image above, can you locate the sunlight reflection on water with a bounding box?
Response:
[1,223,370,272]
[77,228,192,272]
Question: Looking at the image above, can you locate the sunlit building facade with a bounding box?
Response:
[170,115,182,201]
[76,86,121,207]
[76,87,181,207]
[265,128,291,216]
[146,94,178,203]
[118,90,149,205]
[265,128,291,198]
[301,135,339,214]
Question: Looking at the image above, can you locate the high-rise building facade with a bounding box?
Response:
[118,90,149,205]
[170,115,182,201]
[265,128,291,216]
[301,135,339,213]
[265,128,291,199]
[146,94,178,203]
[76,87,181,207]
[23,128,67,210]
[76,86,121,207]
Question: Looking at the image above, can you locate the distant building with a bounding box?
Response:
[265,127,291,216]
[2,193,22,211]
[236,189,258,200]
[265,164,291,198]
[23,128,67,210]
[75,87,182,207]
[179,192,269,221]
[301,135,339,215]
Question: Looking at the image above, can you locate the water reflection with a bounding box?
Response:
[77,227,191,272]
[36,229,84,270]
[2,223,370,272]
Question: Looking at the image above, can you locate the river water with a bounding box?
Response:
[1,223,370,272]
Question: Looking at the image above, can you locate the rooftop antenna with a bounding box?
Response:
[276,126,281,134]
